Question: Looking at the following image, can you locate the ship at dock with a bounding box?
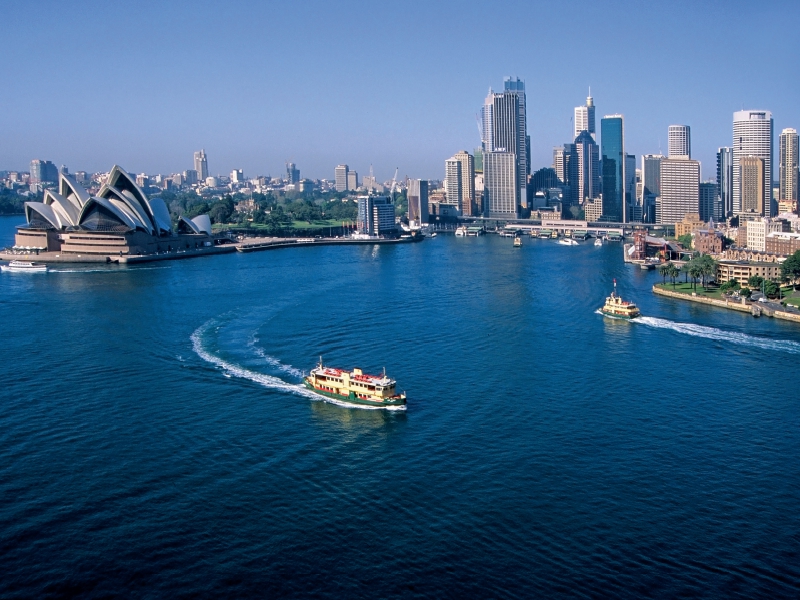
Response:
[303,359,407,408]
[600,280,641,320]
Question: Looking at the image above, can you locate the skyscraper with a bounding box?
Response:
[574,93,596,139]
[600,115,625,222]
[504,77,529,180]
[740,156,765,218]
[286,162,300,184]
[716,147,733,217]
[335,165,349,192]
[668,125,691,158]
[483,152,517,217]
[779,128,798,205]
[194,150,208,180]
[29,159,58,184]
[553,147,567,184]
[445,158,463,212]
[573,132,600,204]
[626,153,637,221]
[347,170,359,191]
[658,157,700,224]
[733,110,773,216]
[452,151,476,216]
[699,182,722,222]
[642,154,664,224]
[407,179,429,225]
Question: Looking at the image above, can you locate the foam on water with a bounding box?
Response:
[635,315,800,354]
[247,333,304,377]
[191,321,405,410]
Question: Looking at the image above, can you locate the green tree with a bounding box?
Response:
[658,263,671,285]
[780,250,800,290]
[697,254,717,289]
[668,264,680,289]
[677,233,693,249]
[720,280,741,294]
[688,261,703,291]
[747,275,764,290]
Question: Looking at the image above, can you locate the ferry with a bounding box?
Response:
[514,237,522,247]
[303,359,406,408]
[455,226,468,237]
[600,280,641,320]
[557,238,579,246]
[1,260,48,273]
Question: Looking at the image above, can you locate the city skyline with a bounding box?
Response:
[1,1,798,181]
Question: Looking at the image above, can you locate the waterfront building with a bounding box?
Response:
[600,115,625,222]
[347,170,359,191]
[453,151,476,216]
[194,150,208,181]
[658,157,700,225]
[357,195,395,236]
[716,260,782,285]
[747,217,788,251]
[444,157,463,213]
[765,231,800,254]
[740,156,765,220]
[286,162,300,184]
[574,93,596,140]
[699,182,722,222]
[407,179,429,225]
[574,131,600,205]
[668,125,691,158]
[335,164,349,192]
[30,159,58,184]
[733,110,773,217]
[779,128,798,208]
[717,147,733,217]
[483,152,517,218]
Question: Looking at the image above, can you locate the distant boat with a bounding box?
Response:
[557,239,579,246]
[595,237,603,246]
[455,226,467,237]
[600,279,641,320]
[430,232,437,238]
[1,260,48,273]
[514,237,522,247]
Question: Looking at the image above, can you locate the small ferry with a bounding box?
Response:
[1,260,48,273]
[557,238,579,246]
[594,237,603,246]
[303,359,406,408]
[514,237,522,247]
[600,280,641,320]
[455,226,468,237]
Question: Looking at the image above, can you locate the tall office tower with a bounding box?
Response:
[779,128,798,205]
[334,164,349,192]
[483,152,517,217]
[184,169,198,185]
[357,195,395,236]
[407,179,429,224]
[733,110,773,216]
[716,147,733,217]
[558,143,578,204]
[668,125,691,158]
[574,93,596,139]
[600,115,625,222]
[29,159,58,184]
[481,79,528,214]
[573,132,600,204]
[444,157,463,212]
[194,150,208,180]
[626,153,637,221]
[553,147,567,183]
[347,170,358,191]
[473,148,483,174]
[658,157,700,224]
[642,155,664,198]
[699,182,722,222]
[286,162,300,184]
[230,169,243,183]
[740,156,765,218]
[452,151,476,216]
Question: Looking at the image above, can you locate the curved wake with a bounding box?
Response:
[635,316,800,354]
[191,321,405,410]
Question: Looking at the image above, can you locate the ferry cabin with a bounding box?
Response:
[311,367,397,401]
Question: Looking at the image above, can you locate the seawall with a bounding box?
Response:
[652,285,800,324]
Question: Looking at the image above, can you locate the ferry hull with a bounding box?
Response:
[303,379,406,408]
[600,308,639,320]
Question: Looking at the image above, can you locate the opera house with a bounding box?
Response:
[14,166,215,258]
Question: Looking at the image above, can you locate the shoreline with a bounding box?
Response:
[652,285,800,324]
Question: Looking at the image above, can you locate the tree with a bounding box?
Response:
[688,261,703,291]
[668,264,680,289]
[697,254,717,289]
[720,280,740,294]
[781,250,800,290]
[658,263,671,285]
[747,275,764,290]
[677,233,693,249]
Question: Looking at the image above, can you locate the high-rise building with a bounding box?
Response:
[444,158,463,212]
[286,162,300,184]
[642,154,664,198]
[600,115,625,222]
[699,181,722,222]
[553,147,567,184]
[347,170,359,191]
[733,110,773,216]
[335,164,349,192]
[30,159,58,184]
[230,169,244,183]
[716,147,733,217]
[473,148,483,174]
[740,156,765,219]
[574,93,596,140]
[668,125,691,158]
[194,150,208,180]
[560,143,577,205]
[504,77,529,179]
[573,131,600,205]
[626,153,637,221]
[184,169,198,185]
[658,157,700,224]
[452,151,476,216]
[779,128,798,205]
[357,195,395,236]
[407,179,429,225]
[483,152,517,218]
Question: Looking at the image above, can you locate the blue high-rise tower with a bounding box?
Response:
[601,115,625,222]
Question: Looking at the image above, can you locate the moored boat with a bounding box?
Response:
[303,359,406,408]
[600,279,640,320]
[1,260,48,273]
[557,238,579,246]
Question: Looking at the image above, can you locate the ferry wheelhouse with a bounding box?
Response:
[304,360,406,407]
[600,280,641,320]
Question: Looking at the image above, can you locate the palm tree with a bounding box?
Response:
[658,263,671,286]
[668,264,680,289]
[688,262,703,291]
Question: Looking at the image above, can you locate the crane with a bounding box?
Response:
[389,167,399,197]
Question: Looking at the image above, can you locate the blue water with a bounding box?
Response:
[1,215,799,598]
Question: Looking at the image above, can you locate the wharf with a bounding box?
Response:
[652,285,800,324]
[236,235,423,253]
[0,245,236,265]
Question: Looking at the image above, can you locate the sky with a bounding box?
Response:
[1,0,798,183]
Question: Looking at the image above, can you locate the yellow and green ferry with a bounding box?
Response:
[600,279,641,320]
[303,360,407,408]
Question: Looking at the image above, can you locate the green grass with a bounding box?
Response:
[655,282,724,299]
[781,288,800,308]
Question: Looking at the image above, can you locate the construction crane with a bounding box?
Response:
[389,167,399,197]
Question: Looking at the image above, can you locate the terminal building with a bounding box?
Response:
[14,166,214,257]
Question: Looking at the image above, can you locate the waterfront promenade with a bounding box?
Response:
[653,284,800,324]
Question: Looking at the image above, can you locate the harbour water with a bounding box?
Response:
[1,215,799,597]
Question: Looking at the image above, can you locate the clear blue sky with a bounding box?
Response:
[1,0,798,183]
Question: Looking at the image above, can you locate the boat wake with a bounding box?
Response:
[191,321,405,410]
[635,315,800,354]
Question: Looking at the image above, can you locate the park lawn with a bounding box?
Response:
[655,282,725,299]
[781,288,800,308]
[289,219,348,230]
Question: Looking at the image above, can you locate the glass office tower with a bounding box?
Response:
[601,115,625,222]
